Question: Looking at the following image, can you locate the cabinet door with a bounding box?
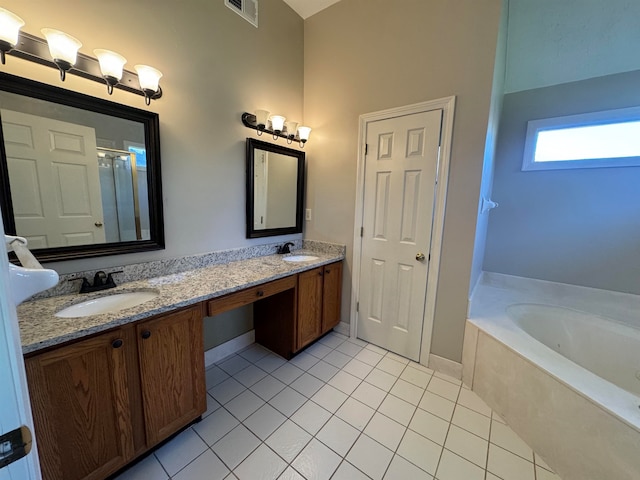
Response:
[25,329,134,480]
[137,305,206,445]
[322,261,343,334]
[297,267,324,350]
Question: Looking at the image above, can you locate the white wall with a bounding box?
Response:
[505,0,640,93]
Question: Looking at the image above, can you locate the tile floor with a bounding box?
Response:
[115,331,562,480]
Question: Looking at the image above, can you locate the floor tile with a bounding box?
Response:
[269,387,307,416]
[426,376,460,402]
[451,405,491,439]
[534,453,554,472]
[278,467,306,480]
[243,404,287,440]
[384,351,410,364]
[193,408,239,446]
[154,428,208,476]
[434,370,462,385]
[234,364,268,388]
[378,393,416,426]
[328,370,361,395]
[400,366,432,388]
[341,358,374,379]
[255,353,287,373]
[288,352,319,371]
[365,368,397,391]
[212,425,260,470]
[384,454,433,480]
[408,408,450,445]
[335,397,375,430]
[347,337,369,347]
[377,356,407,376]
[492,411,507,424]
[172,450,230,480]
[265,420,312,463]
[209,377,246,405]
[351,381,387,409]
[407,361,434,375]
[364,412,407,451]
[218,355,252,376]
[292,438,342,480]
[225,389,265,421]
[304,342,333,359]
[335,340,364,357]
[346,434,394,480]
[323,350,352,369]
[487,444,535,480]
[272,363,305,385]
[234,444,287,480]
[290,400,332,435]
[307,360,339,382]
[397,429,442,475]
[114,453,168,480]
[364,343,388,355]
[238,343,271,363]
[536,465,562,480]
[435,449,484,480]
[206,365,230,389]
[250,375,287,401]
[457,388,492,417]
[355,348,384,366]
[390,378,425,405]
[418,391,455,421]
[316,416,360,456]
[317,332,347,349]
[332,461,370,480]
[490,420,534,461]
[311,384,348,413]
[290,372,324,398]
[444,424,488,468]
[203,393,222,418]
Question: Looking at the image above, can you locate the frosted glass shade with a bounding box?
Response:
[298,126,312,142]
[270,115,286,132]
[255,109,270,128]
[94,49,126,81]
[284,121,298,138]
[0,8,25,47]
[134,64,163,92]
[41,28,82,66]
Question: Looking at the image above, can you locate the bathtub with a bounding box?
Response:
[464,272,640,480]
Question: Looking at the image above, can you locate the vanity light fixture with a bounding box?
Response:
[242,111,311,149]
[0,7,24,64]
[0,7,163,105]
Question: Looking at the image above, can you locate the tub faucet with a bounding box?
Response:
[277,242,295,254]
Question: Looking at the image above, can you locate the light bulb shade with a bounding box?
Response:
[0,8,25,47]
[41,28,82,66]
[284,121,298,138]
[298,126,312,142]
[255,109,271,129]
[94,49,126,81]
[134,64,163,93]
[270,115,286,132]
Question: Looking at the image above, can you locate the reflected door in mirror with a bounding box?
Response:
[253,149,298,230]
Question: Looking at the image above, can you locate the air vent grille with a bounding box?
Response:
[225,0,258,27]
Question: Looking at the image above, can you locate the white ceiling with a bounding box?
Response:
[283,0,342,19]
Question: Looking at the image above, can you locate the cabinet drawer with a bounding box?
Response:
[207,275,296,316]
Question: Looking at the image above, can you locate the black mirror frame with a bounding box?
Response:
[246,138,305,239]
[0,72,165,262]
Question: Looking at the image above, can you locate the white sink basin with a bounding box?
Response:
[283,255,319,263]
[55,290,159,318]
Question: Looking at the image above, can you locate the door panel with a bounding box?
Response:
[357,109,442,361]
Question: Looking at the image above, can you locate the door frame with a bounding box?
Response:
[350,97,456,367]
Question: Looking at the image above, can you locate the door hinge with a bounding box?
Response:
[360,226,364,237]
[428,253,431,261]
[356,302,359,312]
[364,144,368,155]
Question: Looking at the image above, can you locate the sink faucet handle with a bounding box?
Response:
[68,277,91,293]
[93,271,107,286]
[106,270,123,285]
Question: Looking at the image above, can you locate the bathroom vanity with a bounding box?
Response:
[18,251,343,480]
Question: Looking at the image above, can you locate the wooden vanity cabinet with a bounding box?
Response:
[25,304,206,480]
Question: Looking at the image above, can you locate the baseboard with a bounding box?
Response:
[204,330,255,368]
[428,353,463,380]
[334,321,350,337]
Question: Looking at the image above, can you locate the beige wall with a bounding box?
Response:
[303,0,503,362]
[1,0,304,275]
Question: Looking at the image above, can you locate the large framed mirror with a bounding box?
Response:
[0,72,164,262]
[246,138,305,238]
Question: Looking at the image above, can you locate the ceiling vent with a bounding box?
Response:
[225,0,258,27]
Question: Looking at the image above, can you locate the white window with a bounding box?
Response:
[522,107,640,171]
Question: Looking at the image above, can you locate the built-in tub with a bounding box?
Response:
[464,273,640,480]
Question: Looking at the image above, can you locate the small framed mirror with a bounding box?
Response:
[0,72,164,262]
[246,138,305,238]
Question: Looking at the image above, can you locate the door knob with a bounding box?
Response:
[416,252,426,261]
[95,221,103,227]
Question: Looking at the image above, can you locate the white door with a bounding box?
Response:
[253,151,268,229]
[1,110,105,249]
[0,211,42,479]
[357,109,442,361]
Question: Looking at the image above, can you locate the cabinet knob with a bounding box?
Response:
[325,269,331,274]
[141,330,151,339]
[112,339,123,349]
[256,290,264,297]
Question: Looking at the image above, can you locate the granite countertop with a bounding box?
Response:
[18,250,343,355]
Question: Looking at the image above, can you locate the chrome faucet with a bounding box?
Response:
[277,242,295,254]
